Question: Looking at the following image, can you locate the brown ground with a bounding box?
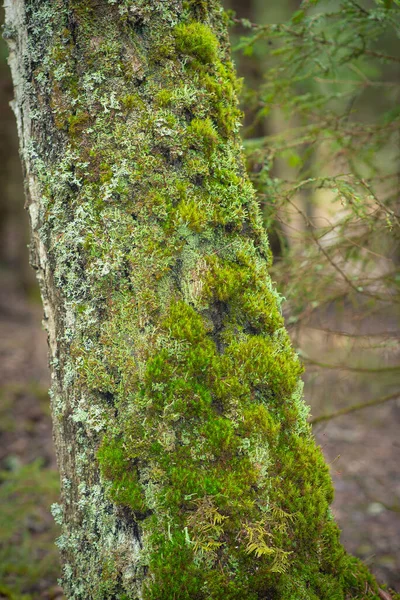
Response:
[0,267,399,598]
[314,403,400,589]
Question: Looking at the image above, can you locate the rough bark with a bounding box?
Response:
[4,1,386,599]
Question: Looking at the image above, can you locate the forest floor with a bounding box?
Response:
[0,267,399,599]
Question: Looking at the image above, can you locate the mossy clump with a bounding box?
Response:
[97,438,146,513]
[68,111,90,136]
[174,22,219,64]
[187,117,219,156]
[176,199,208,232]
[154,89,173,107]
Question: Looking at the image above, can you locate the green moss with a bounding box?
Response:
[98,438,146,512]
[99,162,113,184]
[187,117,219,156]
[201,61,243,136]
[176,199,208,232]
[202,255,251,301]
[95,297,360,597]
[68,111,90,136]
[154,89,173,107]
[174,22,219,64]
[120,93,142,110]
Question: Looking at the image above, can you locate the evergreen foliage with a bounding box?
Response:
[234,0,400,346]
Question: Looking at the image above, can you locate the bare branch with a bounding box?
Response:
[310,392,399,425]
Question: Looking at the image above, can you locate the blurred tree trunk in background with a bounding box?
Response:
[224,0,288,256]
[224,0,312,257]
[0,7,34,293]
[5,0,389,599]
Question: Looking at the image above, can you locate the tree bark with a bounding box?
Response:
[5,1,385,599]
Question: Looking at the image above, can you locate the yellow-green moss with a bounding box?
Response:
[187,117,219,154]
[98,438,146,512]
[174,22,219,64]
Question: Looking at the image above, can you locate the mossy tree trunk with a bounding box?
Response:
[5,1,385,599]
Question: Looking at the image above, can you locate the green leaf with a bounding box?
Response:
[288,152,303,168]
[292,10,305,24]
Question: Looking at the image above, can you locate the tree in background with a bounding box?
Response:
[5,1,398,600]
[0,6,31,291]
[233,0,400,422]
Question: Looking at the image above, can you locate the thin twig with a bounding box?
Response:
[310,391,399,425]
[303,326,400,339]
[304,357,400,373]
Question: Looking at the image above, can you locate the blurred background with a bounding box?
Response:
[0,1,399,598]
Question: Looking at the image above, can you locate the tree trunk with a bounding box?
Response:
[5,1,384,599]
